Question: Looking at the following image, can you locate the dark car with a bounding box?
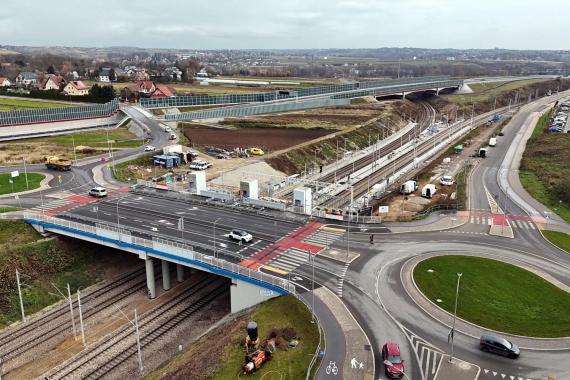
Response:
[498,132,505,136]
[382,341,405,378]
[480,335,520,359]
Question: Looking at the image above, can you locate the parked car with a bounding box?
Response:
[480,335,520,359]
[144,145,156,152]
[250,148,265,155]
[440,175,454,186]
[189,160,212,170]
[229,229,253,243]
[88,187,107,198]
[498,132,504,136]
[382,341,405,379]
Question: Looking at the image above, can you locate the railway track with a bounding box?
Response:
[325,106,515,208]
[43,275,228,380]
[0,265,156,367]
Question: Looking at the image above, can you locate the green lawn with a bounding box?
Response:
[0,206,20,213]
[213,295,319,380]
[519,171,570,223]
[414,255,570,337]
[543,230,570,253]
[0,172,45,195]
[23,128,143,149]
[0,98,73,111]
[467,81,508,93]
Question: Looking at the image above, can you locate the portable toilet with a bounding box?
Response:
[422,184,437,199]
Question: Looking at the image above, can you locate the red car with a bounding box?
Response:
[382,341,405,379]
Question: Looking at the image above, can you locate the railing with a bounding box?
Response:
[140,76,454,108]
[0,98,120,126]
[165,98,350,121]
[24,212,295,294]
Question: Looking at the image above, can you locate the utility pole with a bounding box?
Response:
[67,284,76,338]
[470,103,474,131]
[72,135,78,166]
[309,250,315,323]
[22,156,29,190]
[77,290,86,348]
[134,309,143,372]
[16,269,25,322]
[449,272,463,363]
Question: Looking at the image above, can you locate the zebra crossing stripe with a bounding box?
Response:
[528,223,536,230]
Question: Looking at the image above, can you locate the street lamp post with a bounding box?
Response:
[449,272,463,363]
[213,217,222,260]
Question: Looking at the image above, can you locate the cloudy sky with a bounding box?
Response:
[1,0,566,49]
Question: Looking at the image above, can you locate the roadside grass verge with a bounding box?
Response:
[0,222,104,328]
[0,206,20,213]
[542,230,570,253]
[113,153,169,183]
[0,172,45,195]
[24,128,143,149]
[145,295,319,380]
[446,79,547,105]
[0,98,73,111]
[414,255,570,337]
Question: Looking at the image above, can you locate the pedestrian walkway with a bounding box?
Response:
[303,226,346,247]
[466,211,537,230]
[29,192,97,216]
[238,221,325,274]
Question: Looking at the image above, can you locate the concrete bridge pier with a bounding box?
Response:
[230,278,280,313]
[145,257,156,299]
[436,87,440,96]
[162,260,171,291]
[176,264,185,283]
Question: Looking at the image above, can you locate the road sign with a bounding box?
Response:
[378,206,389,213]
[10,170,19,177]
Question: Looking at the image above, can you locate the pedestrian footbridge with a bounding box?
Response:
[24,212,294,313]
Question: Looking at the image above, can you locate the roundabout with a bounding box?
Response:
[412,254,570,338]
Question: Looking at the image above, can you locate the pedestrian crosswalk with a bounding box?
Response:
[468,215,536,230]
[303,227,345,247]
[266,248,311,273]
[30,198,73,212]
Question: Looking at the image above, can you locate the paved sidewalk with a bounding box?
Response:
[315,286,374,380]
[386,213,468,233]
[434,355,480,380]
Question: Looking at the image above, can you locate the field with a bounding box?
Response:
[0,97,73,111]
[145,295,319,380]
[414,255,570,337]
[0,172,45,195]
[520,111,570,223]
[182,124,331,151]
[0,127,143,165]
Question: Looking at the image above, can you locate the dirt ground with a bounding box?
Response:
[182,124,332,152]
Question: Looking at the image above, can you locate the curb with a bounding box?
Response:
[538,229,570,255]
[402,252,570,349]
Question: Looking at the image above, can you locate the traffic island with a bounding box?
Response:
[0,172,46,196]
[434,355,480,380]
[409,254,570,339]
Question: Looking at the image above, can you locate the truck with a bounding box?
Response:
[45,156,71,171]
[488,137,497,147]
[400,180,418,195]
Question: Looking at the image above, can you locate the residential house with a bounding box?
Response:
[68,71,80,80]
[133,69,150,81]
[161,67,183,81]
[136,80,156,95]
[0,77,11,87]
[15,72,37,87]
[150,84,175,98]
[121,84,141,102]
[113,68,126,81]
[43,75,66,90]
[98,67,111,82]
[63,81,90,96]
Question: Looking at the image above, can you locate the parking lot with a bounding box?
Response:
[549,101,570,133]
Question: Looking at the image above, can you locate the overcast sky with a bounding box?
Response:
[1,0,567,50]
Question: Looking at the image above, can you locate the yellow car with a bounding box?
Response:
[250,148,265,156]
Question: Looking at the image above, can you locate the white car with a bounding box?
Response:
[189,161,212,170]
[229,229,253,243]
[440,175,454,186]
[89,187,107,197]
[144,145,156,152]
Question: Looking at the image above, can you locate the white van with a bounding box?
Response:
[89,187,107,197]
[400,180,418,195]
[489,137,497,147]
[422,184,437,198]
